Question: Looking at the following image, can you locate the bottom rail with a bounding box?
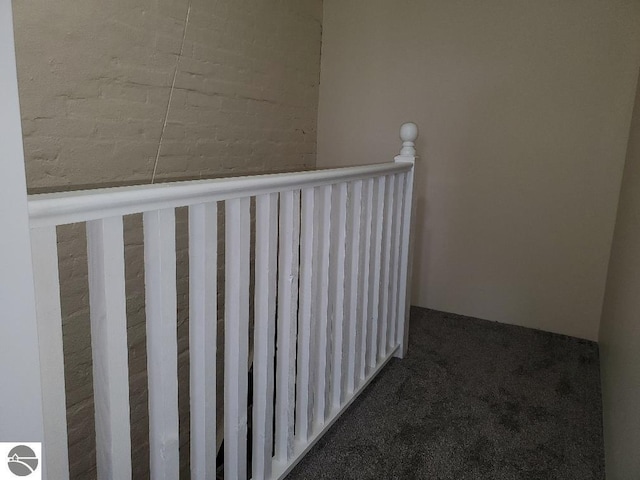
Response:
[272,345,399,480]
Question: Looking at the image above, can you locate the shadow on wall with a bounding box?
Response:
[411,191,430,307]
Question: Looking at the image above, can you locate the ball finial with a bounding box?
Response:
[399,122,418,157]
[400,122,418,142]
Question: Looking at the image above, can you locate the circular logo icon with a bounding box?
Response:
[7,445,38,476]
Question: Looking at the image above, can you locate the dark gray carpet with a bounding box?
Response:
[287,307,604,480]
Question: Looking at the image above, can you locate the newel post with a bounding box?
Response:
[394,122,418,358]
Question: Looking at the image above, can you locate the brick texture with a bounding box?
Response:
[13,0,322,477]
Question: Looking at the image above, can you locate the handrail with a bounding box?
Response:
[28,162,412,228]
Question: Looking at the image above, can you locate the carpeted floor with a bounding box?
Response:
[287,307,604,480]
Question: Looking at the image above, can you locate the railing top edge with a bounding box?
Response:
[27,162,412,228]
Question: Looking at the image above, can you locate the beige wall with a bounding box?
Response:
[599,72,640,479]
[318,0,640,340]
[12,1,322,478]
[16,0,321,190]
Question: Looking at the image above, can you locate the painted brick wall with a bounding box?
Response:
[12,0,322,477]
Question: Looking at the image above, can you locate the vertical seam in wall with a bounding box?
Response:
[596,67,640,343]
[150,0,192,184]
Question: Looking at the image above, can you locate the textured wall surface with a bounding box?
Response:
[317,0,640,340]
[16,0,320,189]
[599,70,640,479]
[12,0,322,477]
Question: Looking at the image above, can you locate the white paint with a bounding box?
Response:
[275,190,301,462]
[21,121,417,479]
[388,174,403,350]
[0,0,46,472]
[30,227,69,479]
[28,163,411,228]
[312,185,332,428]
[395,144,417,357]
[188,202,217,480]
[252,193,278,479]
[345,180,363,394]
[296,188,315,443]
[329,183,348,409]
[86,216,132,479]
[398,122,418,156]
[143,209,179,480]
[357,179,374,382]
[224,198,250,480]
[378,175,394,357]
[367,177,385,368]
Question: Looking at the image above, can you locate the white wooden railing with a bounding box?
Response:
[26,123,418,480]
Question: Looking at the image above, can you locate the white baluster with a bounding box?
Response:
[329,183,348,410]
[86,216,132,480]
[389,174,404,349]
[367,177,385,369]
[357,179,374,383]
[378,176,395,357]
[143,208,179,480]
[189,202,217,480]
[313,185,332,428]
[296,188,315,443]
[30,226,70,480]
[275,190,300,463]
[253,193,278,480]
[345,181,362,395]
[224,198,250,480]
